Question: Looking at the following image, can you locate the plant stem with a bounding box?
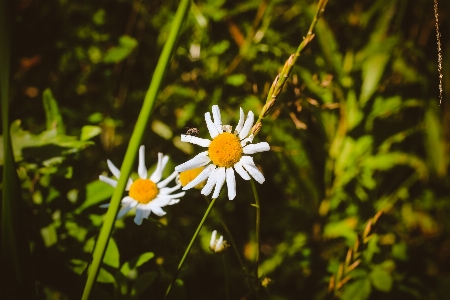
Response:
[164,197,217,299]
[250,179,260,278]
[81,0,191,299]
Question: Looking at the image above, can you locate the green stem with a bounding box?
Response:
[250,179,260,278]
[164,197,217,299]
[222,254,230,300]
[81,1,191,299]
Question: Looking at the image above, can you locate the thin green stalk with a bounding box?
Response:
[252,0,329,135]
[250,179,260,278]
[222,254,230,300]
[81,0,191,299]
[164,197,217,299]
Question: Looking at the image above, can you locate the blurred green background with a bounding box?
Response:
[1,0,449,299]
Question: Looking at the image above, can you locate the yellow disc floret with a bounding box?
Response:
[179,167,205,189]
[208,132,242,168]
[129,179,159,204]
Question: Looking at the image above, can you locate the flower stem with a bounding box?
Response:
[164,197,217,299]
[81,0,191,299]
[250,179,260,278]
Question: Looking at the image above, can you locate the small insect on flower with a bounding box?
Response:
[185,127,200,137]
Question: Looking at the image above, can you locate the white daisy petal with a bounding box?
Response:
[215,235,224,252]
[150,153,169,183]
[234,107,245,135]
[212,167,226,198]
[183,164,216,190]
[201,168,220,196]
[226,168,236,200]
[134,208,144,225]
[99,175,118,188]
[238,110,254,139]
[138,145,147,179]
[175,151,210,172]
[167,199,180,205]
[243,142,270,154]
[99,203,110,208]
[205,112,220,138]
[181,134,211,147]
[240,134,254,146]
[234,160,251,180]
[106,160,133,187]
[160,183,182,195]
[210,230,217,249]
[122,196,135,204]
[149,204,166,217]
[117,201,133,219]
[212,105,222,132]
[140,205,152,220]
[157,170,178,188]
[107,159,121,179]
[160,191,186,199]
[241,156,265,184]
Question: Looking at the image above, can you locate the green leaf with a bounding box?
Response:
[80,125,102,141]
[360,53,389,106]
[225,74,246,86]
[43,88,64,134]
[103,35,138,63]
[369,266,393,292]
[323,219,358,246]
[341,278,372,300]
[151,119,173,140]
[363,234,380,262]
[131,271,157,297]
[75,179,114,213]
[424,104,447,177]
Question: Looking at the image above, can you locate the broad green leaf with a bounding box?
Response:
[360,53,389,106]
[346,89,363,130]
[75,179,114,213]
[363,234,380,263]
[424,104,446,177]
[341,278,372,300]
[369,266,393,292]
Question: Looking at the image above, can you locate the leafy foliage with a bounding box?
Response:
[2,0,450,299]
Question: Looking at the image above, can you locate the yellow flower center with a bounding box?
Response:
[208,132,242,168]
[129,179,159,204]
[179,167,205,189]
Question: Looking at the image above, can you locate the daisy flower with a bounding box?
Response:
[175,105,270,200]
[177,167,206,189]
[100,146,185,225]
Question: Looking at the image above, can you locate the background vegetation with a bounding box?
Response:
[1,0,449,299]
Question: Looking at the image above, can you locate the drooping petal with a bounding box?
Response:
[212,105,222,132]
[117,201,134,219]
[226,168,236,200]
[234,160,251,180]
[159,191,186,199]
[205,112,220,138]
[157,170,178,188]
[150,153,169,183]
[234,107,245,135]
[134,207,144,225]
[183,164,216,190]
[241,156,265,183]
[99,175,118,188]
[212,167,226,198]
[140,205,152,220]
[238,110,254,139]
[175,151,210,172]
[138,145,147,179]
[243,142,270,154]
[99,203,110,208]
[201,167,219,196]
